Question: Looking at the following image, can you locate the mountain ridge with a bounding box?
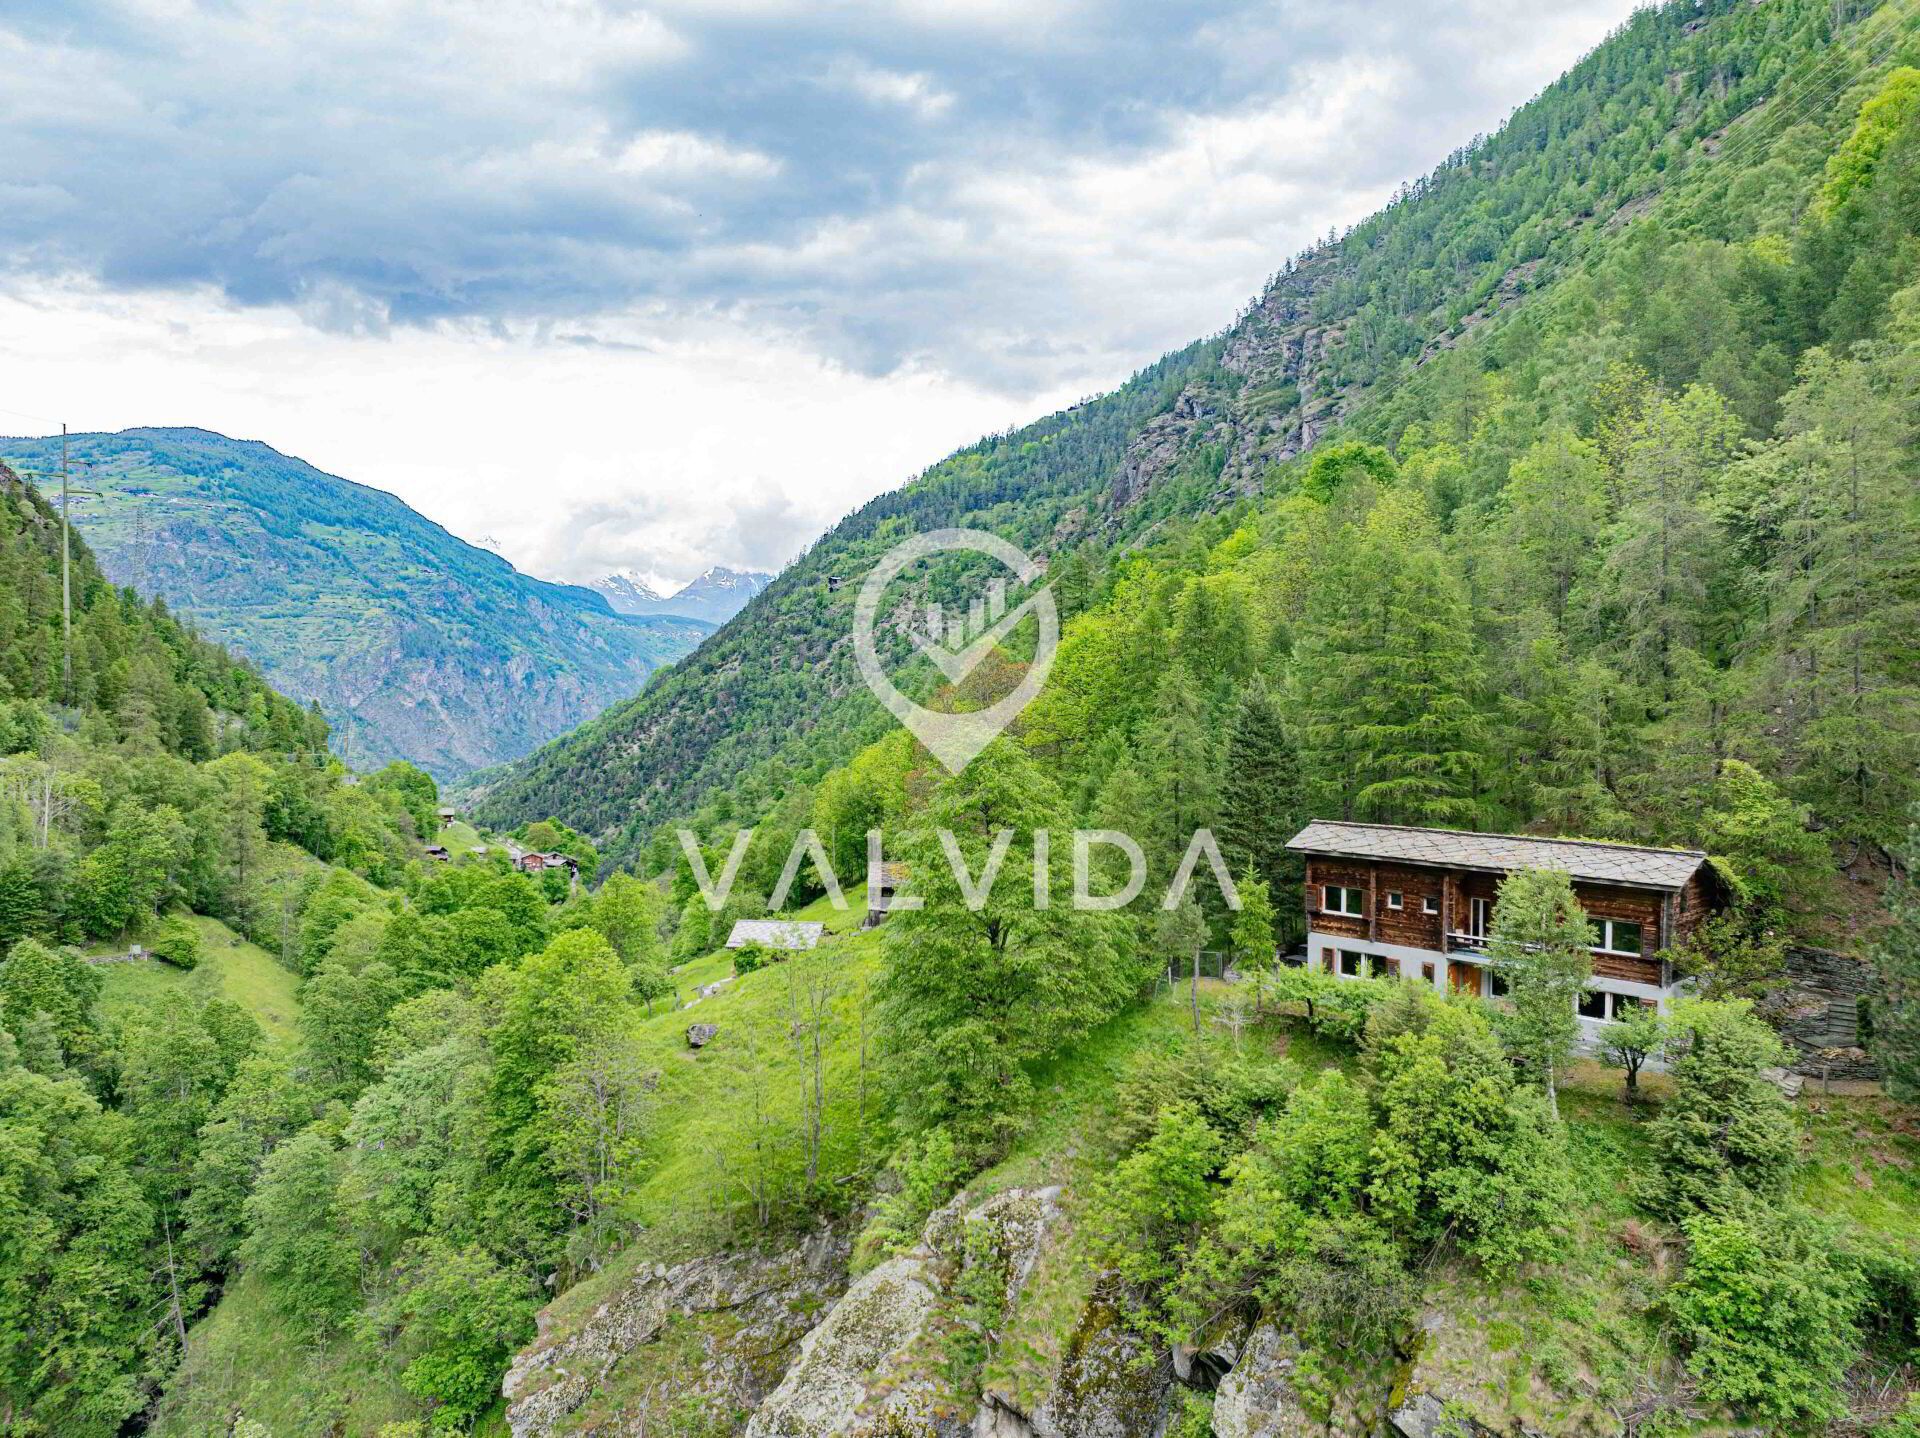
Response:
[472,0,1819,861]
[0,426,713,780]
[591,563,773,623]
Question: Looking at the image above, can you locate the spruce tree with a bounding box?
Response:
[0,857,46,953]
[1217,684,1304,912]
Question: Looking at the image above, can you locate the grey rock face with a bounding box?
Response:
[745,1255,943,1438]
[502,1229,848,1437]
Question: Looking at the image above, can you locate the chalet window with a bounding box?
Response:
[1595,919,1644,955]
[1324,885,1365,916]
[1385,891,1404,910]
[1468,897,1491,937]
[1379,955,1400,977]
[1576,988,1608,1020]
[1421,962,1437,984]
[1339,950,1366,977]
[1487,968,1510,998]
[1422,896,1439,915]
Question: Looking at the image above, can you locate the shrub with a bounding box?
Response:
[732,941,779,975]
[853,1128,961,1271]
[1111,1036,1299,1151]
[1269,966,1393,1040]
[1643,999,1798,1217]
[1087,1101,1224,1306]
[1666,1208,1862,1424]
[151,915,202,970]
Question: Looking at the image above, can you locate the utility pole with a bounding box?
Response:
[60,424,71,700]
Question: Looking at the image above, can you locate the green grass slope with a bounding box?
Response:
[93,916,302,1045]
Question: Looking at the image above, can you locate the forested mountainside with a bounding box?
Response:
[470,0,1917,876]
[592,565,773,624]
[0,453,684,1434]
[484,0,1920,1431]
[10,2,1920,1436]
[0,429,710,780]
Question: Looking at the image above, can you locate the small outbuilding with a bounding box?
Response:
[724,919,826,951]
[864,862,908,929]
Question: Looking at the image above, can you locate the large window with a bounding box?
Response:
[1324,885,1365,916]
[1595,919,1644,956]
[1576,991,1655,1022]
[1339,949,1366,976]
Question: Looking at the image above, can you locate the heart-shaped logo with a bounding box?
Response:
[853,528,1058,774]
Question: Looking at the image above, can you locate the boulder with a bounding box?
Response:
[1211,1326,1315,1438]
[745,1254,942,1437]
[687,1023,719,1048]
[503,1228,847,1437]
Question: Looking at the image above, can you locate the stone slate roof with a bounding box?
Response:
[1286,821,1708,891]
[725,919,826,950]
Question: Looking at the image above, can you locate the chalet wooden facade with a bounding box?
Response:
[1284,821,1730,1033]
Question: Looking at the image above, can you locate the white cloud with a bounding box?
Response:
[0,0,1646,588]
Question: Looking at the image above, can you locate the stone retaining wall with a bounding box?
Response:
[1776,944,1880,1083]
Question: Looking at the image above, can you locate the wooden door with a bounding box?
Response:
[1448,961,1483,997]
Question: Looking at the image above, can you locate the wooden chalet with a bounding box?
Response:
[514,850,579,876]
[1284,821,1731,1031]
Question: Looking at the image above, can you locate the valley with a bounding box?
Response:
[4,0,1920,1435]
[0,428,713,779]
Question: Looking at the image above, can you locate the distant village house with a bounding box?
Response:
[865,861,908,929]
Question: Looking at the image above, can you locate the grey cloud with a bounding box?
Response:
[0,0,1634,391]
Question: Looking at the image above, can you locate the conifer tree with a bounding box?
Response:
[1217,684,1303,910]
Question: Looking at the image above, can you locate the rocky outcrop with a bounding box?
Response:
[1774,944,1879,1082]
[504,1189,1083,1438]
[1211,1326,1313,1438]
[1106,247,1356,516]
[502,1228,849,1437]
[751,1187,1069,1438]
[745,1254,943,1437]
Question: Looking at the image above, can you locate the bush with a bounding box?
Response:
[732,941,780,975]
[1666,1207,1862,1424]
[853,1128,961,1271]
[150,915,202,970]
[1643,999,1798,1217]
[1111,1036,1299,1151]
[1269,966,1393,1039]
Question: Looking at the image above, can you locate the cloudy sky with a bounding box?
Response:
[0,0,1642,590]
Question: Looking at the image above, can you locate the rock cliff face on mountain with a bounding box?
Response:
[500,1177,1664,1438]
